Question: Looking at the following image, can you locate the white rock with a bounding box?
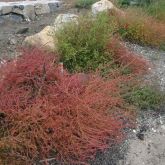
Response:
[35,3,50,15]
[92,0,115,15]
[54,14,79,30]
[23,26,56,52]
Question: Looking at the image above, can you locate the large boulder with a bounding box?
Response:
[23,14,79,52]
[92,0,123,15]
[23,26,56,52]
[54,14,79,30]
[92,0,114,15]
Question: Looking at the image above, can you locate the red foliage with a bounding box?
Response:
[0,49,130,164]
[108,38,150,74]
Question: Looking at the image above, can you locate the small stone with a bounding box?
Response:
[8,37,17,45]
[151,128,157,133]
[16,27,29,34]
[136,132,144,140]
[13,5,24,10]
[139,125,148,133]
[54,14,79,30]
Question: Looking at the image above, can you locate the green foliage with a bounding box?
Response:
[118,0,165,22]
[146,0,165,22]
[124,86,164,110]
[118,0,152,6]
[118,0,130,6]
[112,8,165,49]
[56,13,116,72]
[75,0,98,8]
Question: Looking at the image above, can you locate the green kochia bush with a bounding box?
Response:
[76,0,98,8]
[56,13,116,72]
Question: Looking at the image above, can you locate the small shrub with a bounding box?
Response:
[0,49,130,164]
[123,86,164,110]
[76,0,98,8]
[118,0,130,6]
[110,9,165,49]
[107,38,149,74]
[146,0,165,22]
[56,13,117,72]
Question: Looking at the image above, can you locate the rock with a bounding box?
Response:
[12,6,24,15]
[54,14,79,30]
[16,27,29,34]
[92,0,114,15]
[92,0,123,15]
[35,3,50,15]
[12,4,35,21]
[48,2,60,13]
[23,5,35,21]
[23,26,56,52]
[2,6,12,15]
[136,132,145,140]
[8,37,17,45]
[10,13,23,23]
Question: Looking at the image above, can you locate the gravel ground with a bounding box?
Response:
[126,43,165,91]
[120,43,165,165]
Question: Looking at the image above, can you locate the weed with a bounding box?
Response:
[146,0,165,22]
[123,86,164,110]
[56,13,117,72]
[107,38,149,74]
[109,9,165,49]
[0,49,131,164]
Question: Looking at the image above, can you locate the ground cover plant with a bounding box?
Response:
[145,0,165,22]
[0,49,135,164]
[56,13,117,73]
[123,86,164,110]
[109,9,165,49]
[117,0,165,22]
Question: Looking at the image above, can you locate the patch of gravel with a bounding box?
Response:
[122,109,165,165]
[120,42,165,165]
[125,42,165,91]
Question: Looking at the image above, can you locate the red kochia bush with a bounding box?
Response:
[0,49,128,164]
[108,38,149,74]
